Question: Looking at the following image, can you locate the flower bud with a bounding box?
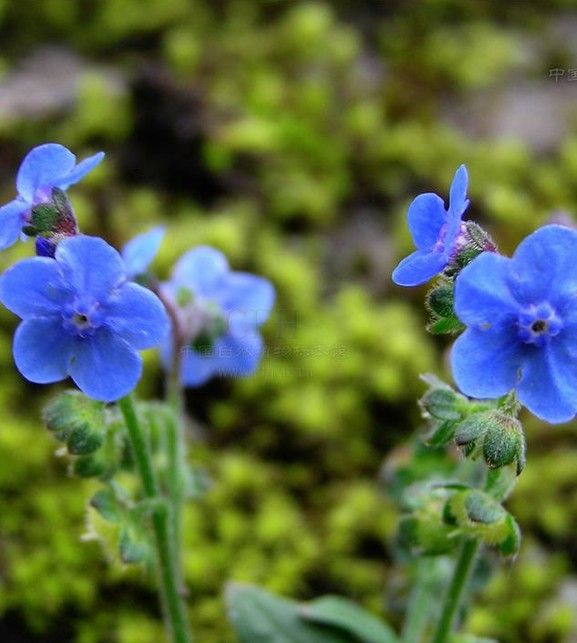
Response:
[43,390,106,455]
[454,413,487,450]
[447,489,521,556]
[73,455,109,478]
[30,203,60,233]
[482,412,525,475]
[453,409,526,476]
[426,284,454,319]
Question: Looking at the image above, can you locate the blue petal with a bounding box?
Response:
[178,346,219,387]
[0,199,29,249]
[105,282,169,349]
[0,257,69,317]
[406,193,446,251]
[215,273,275,327]
[16,144,76,202]
[392,250,447,286]
[172,246,229,297]
[172,330,264,387]
[69,329,142,402]
[122,226,165,278]
[454,252,518,327]
[509,225,577,305]
[53,151,105,190]
[13,317,74,383]
[451,326,522,399]
[516,343,577,423]
[55,236,126,299]
[448,164,470,219]
[214,330,263,377]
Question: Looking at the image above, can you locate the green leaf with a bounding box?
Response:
[90,487,123,523]
[300,595,400,643]
[119,526,152,564]
[427,420,458,447]
[226,583,352,643]
[427,315,465,335]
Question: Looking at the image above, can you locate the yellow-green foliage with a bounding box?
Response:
[0,1,575,642]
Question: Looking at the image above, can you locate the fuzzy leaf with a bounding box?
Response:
[226,583,353,643]
[300,596,399,643]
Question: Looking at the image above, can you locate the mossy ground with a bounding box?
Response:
[0,1,576,641]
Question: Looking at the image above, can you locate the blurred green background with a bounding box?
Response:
[1,0,577,641]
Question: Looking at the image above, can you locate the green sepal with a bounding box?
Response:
[497,514,521,557]
[51,187,79,233]
[447,489,521,553]
[464,221,497,253]
[483,414,525,472]
[454,414,488,448]
[74,455,109,479]
[464,490,506,524]
[425,279,465,334]
[454,246,484,269]
[30,203,60,233]
[419,374,468,421]
[426,283,454,318]
[21,224,38,236]
[43,390,106,455]
[67,425,104,455]
[427,316,465,334]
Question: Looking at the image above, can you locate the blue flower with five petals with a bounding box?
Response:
[0,236,169,401]
[0,144,104,250]
[451,225,577,423]
[392,165,470,286]
[161,246,275,386]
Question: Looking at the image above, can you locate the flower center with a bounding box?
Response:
[177,288,228,353]
[62,298,103,338]
[517,303,562,347]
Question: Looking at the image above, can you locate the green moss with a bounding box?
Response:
[0,2,575,641]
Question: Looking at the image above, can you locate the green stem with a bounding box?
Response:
[430,538,480,643]
[151,279,188,579]
[119,395,192,643]
[402,558,435,643]
[166,367,186,581]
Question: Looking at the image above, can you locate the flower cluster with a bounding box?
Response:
[394,166,577,424]
[0,144,274,401]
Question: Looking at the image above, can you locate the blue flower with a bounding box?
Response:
[392,165,470,286]
[0,144,104,251]
[161,246,275,386]
[122,226,165,278]
[451,225,577,423]
[0,235,169,402]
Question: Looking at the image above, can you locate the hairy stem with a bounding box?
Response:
[119,395,192,643]
[430,538,480,643]
[403,558,436,643]
[151,279,189,580]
